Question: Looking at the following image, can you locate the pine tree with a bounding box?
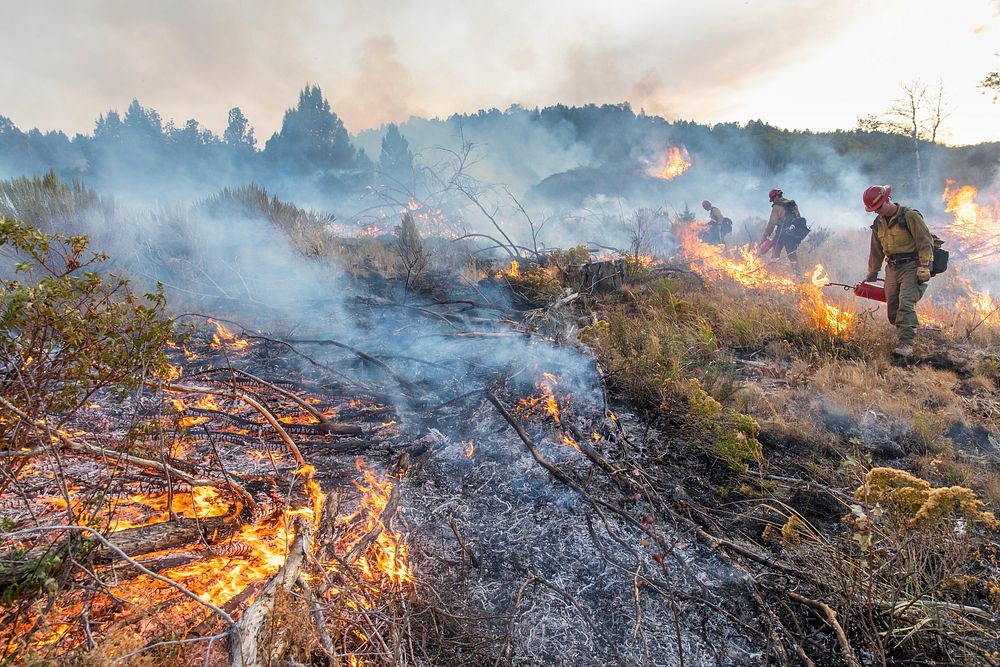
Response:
[378,123,414,181]
[263,85,360,173]
[224,107,256,151]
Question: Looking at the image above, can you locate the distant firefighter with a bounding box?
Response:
[700,200,732,245]
[862,184,935,357]
[761,188,809,267]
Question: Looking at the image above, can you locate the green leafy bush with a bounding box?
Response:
[0,217,174,444]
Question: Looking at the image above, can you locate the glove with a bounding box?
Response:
[916,264,931,283]
[865,272,878,282]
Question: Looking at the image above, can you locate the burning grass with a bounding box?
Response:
[4,172,1000,665]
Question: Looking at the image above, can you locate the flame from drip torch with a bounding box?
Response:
[810,264,831,287]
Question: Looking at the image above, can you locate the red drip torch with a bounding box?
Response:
[825,279,886,303]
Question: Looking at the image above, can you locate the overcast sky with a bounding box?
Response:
[2,0,999,145]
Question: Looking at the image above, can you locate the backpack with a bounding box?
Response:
[720,217,733,236]
[879,206,949,276]
[775,199,810,243]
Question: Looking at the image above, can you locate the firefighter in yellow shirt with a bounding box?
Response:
[701,200,730,245]
[862,184,934,357]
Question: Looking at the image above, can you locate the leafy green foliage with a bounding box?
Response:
[0,217,174,446]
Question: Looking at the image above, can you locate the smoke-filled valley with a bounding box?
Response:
[2,87,1000,666]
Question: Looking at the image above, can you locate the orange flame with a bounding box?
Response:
[208,318,250,350]
[561,433,582,452]
[675,217,797,291]
[800,285,855,336]
[649,145,692,180]
[348,460,412,585]
[810,264,831,287]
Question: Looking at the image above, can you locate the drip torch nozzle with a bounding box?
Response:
[822,279,887,303]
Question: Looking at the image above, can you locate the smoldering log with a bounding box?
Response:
[90,516,234,562]
[0,517,237,588]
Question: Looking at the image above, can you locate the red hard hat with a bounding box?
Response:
[863,184,892,212]
[768,188,782,202]
[702,200,711,210]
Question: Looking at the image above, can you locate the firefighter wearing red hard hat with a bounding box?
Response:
[761,188,808,267]
[863,184,934,357]
[701,200,730,245]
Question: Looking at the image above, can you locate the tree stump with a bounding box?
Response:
[562,259,626,294]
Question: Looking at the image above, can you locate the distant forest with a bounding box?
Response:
[1,84,998,212]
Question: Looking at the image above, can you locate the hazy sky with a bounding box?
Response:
[2,0,999,145]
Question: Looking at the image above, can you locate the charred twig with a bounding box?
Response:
[240,334,381,396]
[2,525,236,627]
[0,395,255,510]
[485,390,583,493]
[342,472,403,566]
[295,575,335,659]
[495,574,533,667]
[448,516,479,568]
[202,425,258,517]
[282,337,420,393]
[783,589,861,667]
[194,368,331,426]
[514,559,613,660]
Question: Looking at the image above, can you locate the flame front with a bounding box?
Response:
[675,217,796,291]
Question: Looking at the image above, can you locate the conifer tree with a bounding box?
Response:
[263,85,360,173]
[224,107,256,151]
[378,123,414,181]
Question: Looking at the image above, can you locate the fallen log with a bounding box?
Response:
[91,516,234,562]
[0,517,237,589]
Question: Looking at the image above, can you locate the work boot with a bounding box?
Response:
[892,343,914,357]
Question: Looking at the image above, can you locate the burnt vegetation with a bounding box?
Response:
[1,93,1000,666]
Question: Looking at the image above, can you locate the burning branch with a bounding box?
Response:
[1,524,237,628]
[0,395,256,512]
[191,368,332,426]
[229,521,311,667]
[162,382,306,467]
[485,389,583,494]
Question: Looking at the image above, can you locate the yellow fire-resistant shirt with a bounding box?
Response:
[867,205,935,275]
[708,206,724,225]
[764,197,798,238]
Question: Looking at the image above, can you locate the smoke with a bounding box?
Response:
[1,0,865,139]
[338,35,427,128]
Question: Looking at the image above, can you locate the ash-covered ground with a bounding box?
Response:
[397,396,764,666]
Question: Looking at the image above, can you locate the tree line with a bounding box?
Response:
[1,85,997,208]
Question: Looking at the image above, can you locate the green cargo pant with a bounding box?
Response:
[884,258,928,343]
